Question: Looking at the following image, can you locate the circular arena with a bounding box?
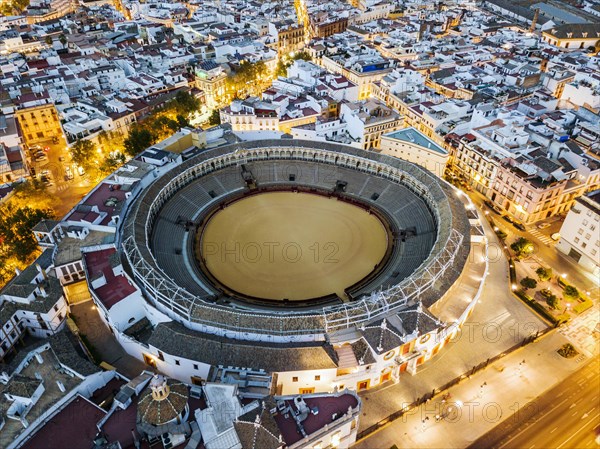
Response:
[121,140,471,343]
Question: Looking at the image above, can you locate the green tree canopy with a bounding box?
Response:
[520,276,537,290]
[511,237,534,259]
[124,127,157,156]
[535,266,552,282]
[208,109,221,126]
[546,293,559,309]
[70,139,96,170]
[99,152,126,174]
[564,285,579,300]
[173,90,200,116]
[0,206,55,262]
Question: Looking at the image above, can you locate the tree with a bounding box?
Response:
[208,109,221,126]
[520,276,537,291]
[511,237,534,259]
[173,90,200,116]
[0,205,55,262]
[545,293,559,309]
[276,50,312,77]
[44,35,53,46]
[124,127,156,156]
[59,34,67,46]
[70,139,96,170]
[99,152,126,174]
[535,266,552,282]
[152,115,179,139]
[564,285,579,301]
[176,114,189,129]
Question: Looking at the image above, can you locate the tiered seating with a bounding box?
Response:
[149,158,440,308]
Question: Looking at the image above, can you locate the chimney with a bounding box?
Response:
[36,264,48,281]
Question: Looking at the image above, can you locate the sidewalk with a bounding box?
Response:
[354,330,585,449]
[357,201,546,431]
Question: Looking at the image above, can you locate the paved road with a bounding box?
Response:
[469,356,600,449]
[70,301,147,378]
[471,191,599,297]
[28,137,93,218]
[353,331,586,449]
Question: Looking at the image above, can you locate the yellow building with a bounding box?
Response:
[13,94,62,145]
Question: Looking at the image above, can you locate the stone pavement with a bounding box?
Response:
[70,301,146,379]
[559,304,600,358]
[354,331,587,449]
[357,206,547,431]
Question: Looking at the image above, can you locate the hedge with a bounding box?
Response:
[513,289,558,325]
[573,297,593,314]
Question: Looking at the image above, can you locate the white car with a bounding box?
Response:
[65,166,74,180]
[77,166,85,176]
[551,233,561,241]
[537,222,551,229]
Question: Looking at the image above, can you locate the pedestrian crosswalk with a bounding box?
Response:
[528,227,554,245]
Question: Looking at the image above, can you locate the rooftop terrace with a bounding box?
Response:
[385,127,447,155]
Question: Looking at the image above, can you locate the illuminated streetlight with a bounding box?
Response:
[561,273,567,279]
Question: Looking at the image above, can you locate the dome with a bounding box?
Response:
[137,375,189,426]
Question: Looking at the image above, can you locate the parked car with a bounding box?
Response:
[77,165,85,176]
[65,166,74,180]
[551,233,561,241]
[502,215,514,224]
[34,154,48,162]
[513,221,526,231]
[537,222,551,229]
[484,200,501,214]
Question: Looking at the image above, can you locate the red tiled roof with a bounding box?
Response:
[274,394,359,446]
[69,183,127,226]
[27,59,50,70]
[22,396,106,449]
[84,248,137,309]
[6,149,23,163]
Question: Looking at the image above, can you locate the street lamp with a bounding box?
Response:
[561,273,567,279]
[564,303,571,314]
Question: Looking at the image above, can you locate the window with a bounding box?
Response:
[292,377,299,382]
[175,360,180,366]
[582,242,587,248]
[575,237,580,243]
[578,229,584,235]
[315,375,320,381]
[193,364,198,370]
[54,305,58,312]
[586,234,591,240]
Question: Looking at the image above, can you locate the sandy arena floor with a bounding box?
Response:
[199,191,389,301]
